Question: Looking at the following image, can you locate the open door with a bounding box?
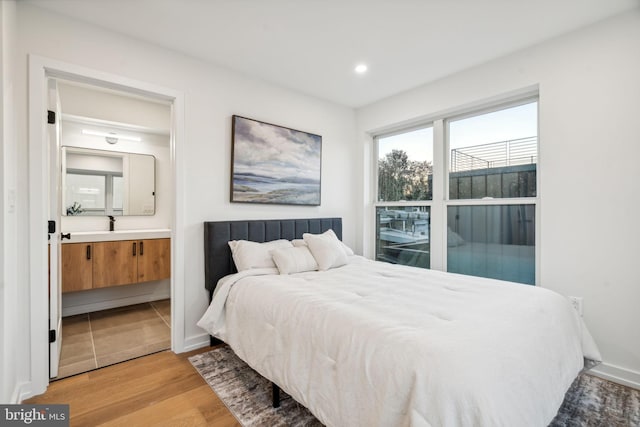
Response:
[48,78,62,378]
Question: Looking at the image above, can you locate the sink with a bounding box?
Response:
[62,229,171,243]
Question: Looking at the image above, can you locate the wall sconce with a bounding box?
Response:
[105,133,118,144]
[82,129,142,142]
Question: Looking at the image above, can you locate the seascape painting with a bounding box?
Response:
[231,116,322,205]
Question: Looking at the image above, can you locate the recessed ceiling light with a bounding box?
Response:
[354,64,368,74]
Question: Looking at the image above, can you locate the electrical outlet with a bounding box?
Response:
[568,296,583,316]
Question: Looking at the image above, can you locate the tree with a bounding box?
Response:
[378,149,432,201]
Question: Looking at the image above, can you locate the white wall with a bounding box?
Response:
[13,3,357,399]
[58,82,171,131]
[0,3,5,401]
[1,0,25,404]
[357,9,640,386]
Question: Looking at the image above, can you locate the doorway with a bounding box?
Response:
[28,55,185,396]
[52,80,173,379]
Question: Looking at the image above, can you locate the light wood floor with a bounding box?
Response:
[25,347,240,427]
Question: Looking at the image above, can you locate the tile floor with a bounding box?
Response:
[55,299,171,379]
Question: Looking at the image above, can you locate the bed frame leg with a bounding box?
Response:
[272,382,281,408]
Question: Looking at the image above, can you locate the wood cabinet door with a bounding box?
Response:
[93,240,138,288]
[137,238,171,283]
[61,243,93,293]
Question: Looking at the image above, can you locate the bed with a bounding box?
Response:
[198,217,600,427]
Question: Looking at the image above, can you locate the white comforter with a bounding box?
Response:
[197,256,600,427]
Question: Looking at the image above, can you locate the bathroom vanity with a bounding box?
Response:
[61,230,171,293]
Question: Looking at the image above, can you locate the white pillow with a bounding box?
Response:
[340,241,354,256]
[228,239,293,271]
[293,236,354,256]
[271,246,318,274]
[303,229,348,271]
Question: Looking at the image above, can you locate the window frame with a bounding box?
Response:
[372,94,540,285]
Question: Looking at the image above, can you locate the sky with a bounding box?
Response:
[379,127,433,162]
[378,101,538,162]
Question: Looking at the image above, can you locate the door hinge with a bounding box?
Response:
[49,329,56,343]
[48,220,56,234]
[47,110,56,124]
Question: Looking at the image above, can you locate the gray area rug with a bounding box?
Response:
[189,346,640,427]
[189,346,321,427]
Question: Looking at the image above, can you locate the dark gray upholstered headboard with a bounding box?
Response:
[204,218,342,293]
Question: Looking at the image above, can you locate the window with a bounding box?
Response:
[377,127,433,202]
[375,127,433,268]
[447,205,535,285]
[113,176,124,211]
[374,97,538,285]
[65,173,106,212]
[446,100,537,284]
[448,102,537,199]
[376,206,430,268]
[65,170,123,216]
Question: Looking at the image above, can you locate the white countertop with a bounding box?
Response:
[62,229,171,243]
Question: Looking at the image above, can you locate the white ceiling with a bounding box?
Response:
[24,0,639,108]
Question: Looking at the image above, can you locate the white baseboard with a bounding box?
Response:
[14,381,31,403]
[590,362,640,390]
[62,290,170,317]
[12,384,23,403]
[181,333,211,353]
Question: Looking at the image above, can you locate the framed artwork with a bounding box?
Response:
[231,115,322,205]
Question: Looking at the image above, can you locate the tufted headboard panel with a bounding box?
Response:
[203,218,342,293]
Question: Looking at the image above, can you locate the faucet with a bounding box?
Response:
[108,215,115,231]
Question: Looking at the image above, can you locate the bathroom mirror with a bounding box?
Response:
[62,146,155,216]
